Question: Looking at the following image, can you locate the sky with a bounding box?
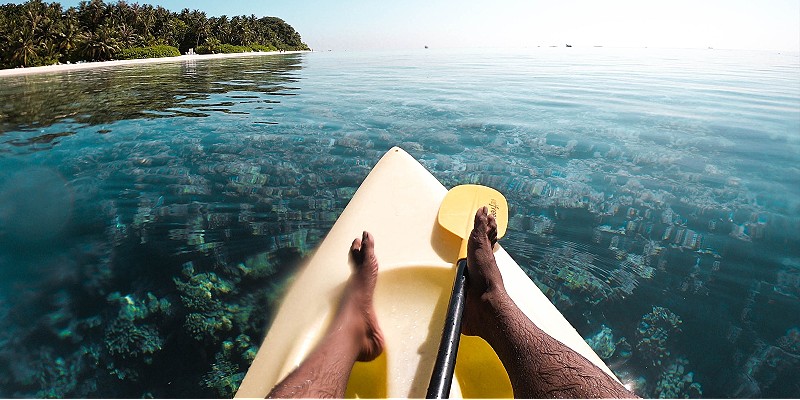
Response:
[41,0,800,51]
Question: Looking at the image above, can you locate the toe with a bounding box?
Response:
[350,237,363,264]
[359,232,378,270]
[361,231,374,254]
[474,206,489,228]
[470,207,492,244]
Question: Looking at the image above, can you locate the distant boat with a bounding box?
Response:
[424,45,429,49]
[566,44,572,48]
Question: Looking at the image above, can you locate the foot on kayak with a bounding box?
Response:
[265,232,385,398]
[344,231,385,362]
[463,206,505,338]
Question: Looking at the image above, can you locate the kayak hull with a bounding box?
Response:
[235,147,616,398]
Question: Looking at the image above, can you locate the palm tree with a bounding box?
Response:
[34,1,64,63]
[211,15,231,44]
[11,27,39,67]
[116,23,141,48]
[58,9,81,61]
[1,0,310,68]
[132,3,155,44]
[38,40,60,64]
[230,15,253,46]
[113,0,132,26]
[23,0,44,36]
[166,17,187,50]
[192,10,209,49]
[77,24,120,61]
[78,0,107,32]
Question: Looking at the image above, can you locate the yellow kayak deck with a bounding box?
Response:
[235,147,617,398]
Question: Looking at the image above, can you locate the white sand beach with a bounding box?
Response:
[0,50,309,78]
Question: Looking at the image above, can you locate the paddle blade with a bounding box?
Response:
[438,184,508,240]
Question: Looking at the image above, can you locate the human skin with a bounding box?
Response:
[266,231,384,398]
[267,209,638,398]
[462,206,638,398]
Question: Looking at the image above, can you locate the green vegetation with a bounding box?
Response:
[249,44,278,52]
[196,42,278,55]
[202,43,279,54]
[118,45,180,60]
[0,0,310,69]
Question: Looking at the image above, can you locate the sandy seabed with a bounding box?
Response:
[0,50,309,77]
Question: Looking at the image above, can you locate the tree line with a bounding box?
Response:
[0,0,310,69]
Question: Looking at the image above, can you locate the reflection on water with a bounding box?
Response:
[0,49,799,397]
[0,56,302,149]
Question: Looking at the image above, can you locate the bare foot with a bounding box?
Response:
[266,232,385,398]
[463,206,505,338]
[340,231,385,361]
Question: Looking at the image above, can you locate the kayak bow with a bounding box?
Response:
[235,147,617,398]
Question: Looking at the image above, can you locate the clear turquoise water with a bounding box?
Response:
[0,48,798,397]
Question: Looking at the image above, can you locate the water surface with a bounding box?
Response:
[0,48,798,397]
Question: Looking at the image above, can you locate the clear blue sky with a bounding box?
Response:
[39,0,800,51]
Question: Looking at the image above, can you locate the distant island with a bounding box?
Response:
[0,0,310,70]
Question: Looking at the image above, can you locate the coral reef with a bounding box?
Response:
[239,251,277,278]
[203,353,244,398]
[586,324,632,368]
[652,356,702,398]
[202,334,259,397]
[33,346,102,398]
[173,263,239,341]
[102,291,173,382]
[586,325,617,359]
[104,292,171,359]
[105,319,164,359]
[635,306,682,367]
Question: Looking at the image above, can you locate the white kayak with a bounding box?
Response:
[235,147,618,398]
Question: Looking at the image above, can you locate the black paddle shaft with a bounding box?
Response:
[426,258,468,399]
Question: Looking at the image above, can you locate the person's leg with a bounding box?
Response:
[462,207,638,398]
[267,231,384,398]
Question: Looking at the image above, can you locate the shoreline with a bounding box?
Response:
[0,50,309,78]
